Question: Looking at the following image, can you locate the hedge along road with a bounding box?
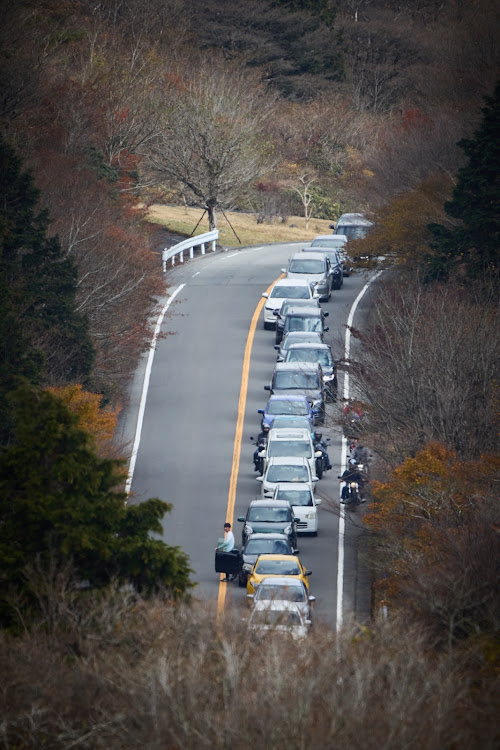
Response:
[122,241,380,628]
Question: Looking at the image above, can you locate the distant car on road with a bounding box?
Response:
[283,251,333,301]
[261,278,318,330]
[246,553,312,595]
[238,533,296,587]
[247,575,316,621]
[246,600,311,640]
[284,342,337,401]
[258,394,317,432]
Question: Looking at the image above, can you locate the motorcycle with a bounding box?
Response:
[250,435,267,474]
[315,449,325,479]
[341,479,362,508]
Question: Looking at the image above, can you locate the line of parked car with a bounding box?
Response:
[238,228,356,640]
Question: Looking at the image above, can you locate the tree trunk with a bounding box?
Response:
[207,204,217,231]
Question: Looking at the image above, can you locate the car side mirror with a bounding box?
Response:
[324,326,329,332]
[264,385,271,391]
[315,498,322,505]
[312,476,319,483]
[305,570,312,576]
[258,409,264,414]
[294,517,300,523]
[329,223,335,229]
[262,292,269,299]
[323,311,329,317]
[293,548,300,555]
[274,345,280,350]
[237,516,245,522]
[256,476,263,482]
[281,268,286,273]
[308,595,316,602]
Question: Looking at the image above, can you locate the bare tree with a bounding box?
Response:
[350,276,500,464]
[146,62,276,231]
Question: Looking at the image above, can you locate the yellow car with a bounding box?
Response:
[246,554,311,595]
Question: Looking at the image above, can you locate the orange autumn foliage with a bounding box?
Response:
[46,385,120,456]
[364,443,500,612]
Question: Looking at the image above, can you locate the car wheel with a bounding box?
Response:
[238,574,246,588]
[311,531,318,537]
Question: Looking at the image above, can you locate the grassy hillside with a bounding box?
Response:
[148,205,335,247]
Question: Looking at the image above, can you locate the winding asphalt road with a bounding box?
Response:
[119,241,378,628]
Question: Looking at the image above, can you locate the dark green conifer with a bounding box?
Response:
[427,82,500,281]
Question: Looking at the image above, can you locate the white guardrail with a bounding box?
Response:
[162,230,219,271]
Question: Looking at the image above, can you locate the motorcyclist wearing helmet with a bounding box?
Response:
[313,431,332,471]
[251,428,268,472]
[338,458,367,502]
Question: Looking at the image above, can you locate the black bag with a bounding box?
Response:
[215,549,241,575]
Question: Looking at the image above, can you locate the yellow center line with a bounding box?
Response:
[216,275,284,621]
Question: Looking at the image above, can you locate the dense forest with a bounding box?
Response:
[0,0,499,746]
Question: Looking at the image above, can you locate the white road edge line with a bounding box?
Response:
[336,271,383,631]
[125,284,186,496]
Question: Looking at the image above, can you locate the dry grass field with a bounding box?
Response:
[148,204,335,247]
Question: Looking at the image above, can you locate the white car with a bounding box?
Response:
[247,575,316,621]
[273,483,321,535]
[261,278,318,330]
[257,456,318,499]
[247,600,311,640]
[259,427,321,477]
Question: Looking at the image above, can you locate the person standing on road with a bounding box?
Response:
[217,522,237,582]
[219,522,235,552]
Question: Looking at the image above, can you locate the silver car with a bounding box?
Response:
[247,576,316,621]
[282,251,333,301]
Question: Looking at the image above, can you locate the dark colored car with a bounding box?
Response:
[264,362,325,424]
[238,532,296,587]
[277,306,329,345]
[284,342,337,401]
[274,298,321,345]
[238,499,299,549]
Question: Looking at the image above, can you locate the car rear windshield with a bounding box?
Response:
[266,465,310,483]
[276,489,313,506]
[255,559,301,575]
[267,400,309,416]
[289,259,325,274]
[268,440,312,458]
[270,285,310,299]
[245,539,290,555]
[311,238,345,248]
[248,507,290,522]
[284,316,323,333]
[337,225,369,239]
[257,585,306,602]
[273,372,320,389]
[286,349,333,367]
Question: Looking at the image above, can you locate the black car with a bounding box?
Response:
[238,499,299,549]
[274,298,321,345]
[238,532,296,587]
[276,306,329,345]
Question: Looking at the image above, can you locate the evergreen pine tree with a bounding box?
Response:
[0,385,193,625]
[427,82,500,282]
[0,137,94,444]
